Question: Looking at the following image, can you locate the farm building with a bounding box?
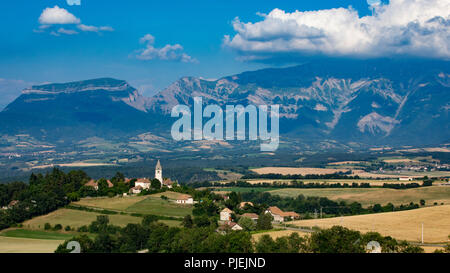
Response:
[130,186,143,194]
[135,178,151,190]
[220,208,233,221]
[229,222,243,231]
[266,206,300,222]
[241,213,259,222]
[85,179,113,191]
[176,194,194,204]
[399,177,413,181]
[216,222,243,234]
[163,178,175,189]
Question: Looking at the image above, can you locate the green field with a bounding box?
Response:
[125,197,192,217]
[74,195,192,218]
[269,186,450,206]
[74,195,148,211]
[0,205,182,253]
[0,229,75,240]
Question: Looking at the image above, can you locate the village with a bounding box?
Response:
[72,160,300,233]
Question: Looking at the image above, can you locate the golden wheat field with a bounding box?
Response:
[22,208,143,229]
[251,166,450,179]
[150,191,190,200]
[291,205,450,243]
[0,237,63,253]
[270,186,450,206]
[421,246,445,253]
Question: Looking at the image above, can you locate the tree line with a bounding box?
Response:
[241,172,358,180]
[240,191,422,217]
[55,215,425,253]
[0,168,90,230]
[192,180,373,189]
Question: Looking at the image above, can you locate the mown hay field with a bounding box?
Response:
[290,205,450,243]
[0,236,63,253]
[150,191,191,200]
[251,167,449,178]
[22,208,143,229]
[269,186,450,206]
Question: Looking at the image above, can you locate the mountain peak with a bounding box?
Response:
[22,78,131,95]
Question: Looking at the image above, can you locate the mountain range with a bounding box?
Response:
[1,59,449,150]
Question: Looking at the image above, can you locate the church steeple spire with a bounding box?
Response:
[155,160,162,183]
[156,159,162,170]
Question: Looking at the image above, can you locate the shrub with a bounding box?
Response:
[53,224,63,231]
[44,223,52,230]
[77,225,88,232]
[65,226,71,231]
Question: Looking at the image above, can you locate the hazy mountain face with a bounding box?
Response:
[145,59,449,146]
[0,60,448,148]
[0,78,155,142]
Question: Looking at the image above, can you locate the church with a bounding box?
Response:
[131,160,175,194]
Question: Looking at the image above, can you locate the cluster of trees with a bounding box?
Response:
[194,180,434,190]
[0,168,90,230]
[241,192,421,217]
[77,172,132,199]
[55,216,424,253]
[182,191,274,232]
[66,164,222,184]
[0,168,158,230]
[382,180,433,189]
[256,226,424,253]
[44,222,72,231]
[241,172,357,180]
[56,215,253,253]
[192,180,372,189]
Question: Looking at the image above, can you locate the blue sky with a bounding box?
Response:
[0,0,448,108]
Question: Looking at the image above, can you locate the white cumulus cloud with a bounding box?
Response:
[39,6,81,24]
[36,6,114,36]
[224,0,450,61]
[135,34,197,63]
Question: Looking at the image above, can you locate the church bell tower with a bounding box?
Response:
[155,160,162,183]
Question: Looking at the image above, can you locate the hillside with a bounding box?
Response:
[146,59,450,146]
[0,78,157,142]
